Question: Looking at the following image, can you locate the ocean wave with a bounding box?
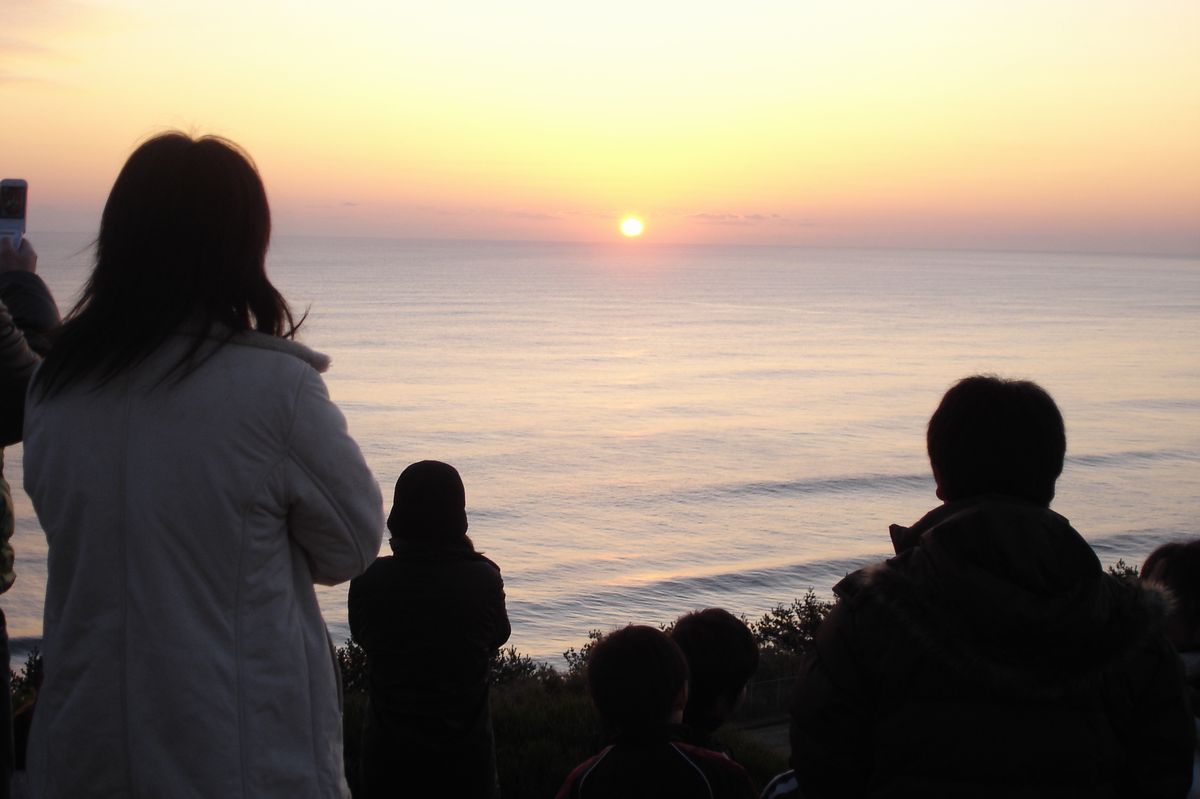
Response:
[1067,449,1199,468]
[672,449,1197,506]
[509,553,884,626]
[700,473,930,501]
[508,524,1198,662]
[1089,528,1198,562]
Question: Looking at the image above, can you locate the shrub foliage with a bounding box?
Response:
[748,589,834,657]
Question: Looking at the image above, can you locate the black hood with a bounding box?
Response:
[839,496,1169,695]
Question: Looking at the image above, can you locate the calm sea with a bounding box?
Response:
[6,233,1199,666]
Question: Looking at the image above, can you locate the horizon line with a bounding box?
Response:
[28,228,1200,261]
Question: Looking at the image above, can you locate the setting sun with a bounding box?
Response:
[620,217,645,237]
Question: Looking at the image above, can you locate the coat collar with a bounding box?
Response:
[222,330,330,373]
[175,323,331,373]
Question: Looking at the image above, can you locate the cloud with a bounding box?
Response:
[0,71,51,86]
[0,37,61,85]
[507,210,564,221]
[0,38,56,57]
[690,212,793,226]
[0,3,126,86]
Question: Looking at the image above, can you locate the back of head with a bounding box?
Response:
[927,375,1065,506]
[1141,540,1200,650]
[38,132,296,395]
[669,608,759,731]
[387,460,470,546]
[587,625,689,739]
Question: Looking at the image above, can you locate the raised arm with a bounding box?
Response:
[0,237,59,446]
[0,238,60,356]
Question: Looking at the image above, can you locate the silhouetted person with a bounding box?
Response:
[788,375,1194,797]
[1142,539,1200,798]
[0,236,58,799]
[349,460,510,799]
[669,608,759,757]
[22,133,382,798]
[556,625,757,799]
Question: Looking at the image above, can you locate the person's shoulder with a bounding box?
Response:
[761,770,803,799]
[350,555,397,587]
[832,558,905,610]
[555,746,613,799]
[670,741,752,777]
[450,552,507,599]
[430,548,505,583]
[467,551,504,576]
[671,739,736,762]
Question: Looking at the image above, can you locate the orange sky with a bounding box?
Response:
[2,1,1198,253]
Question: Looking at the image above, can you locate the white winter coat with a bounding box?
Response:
[22,331,384,798]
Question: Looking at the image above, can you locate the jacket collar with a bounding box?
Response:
[175,323,331,373]
[221,330,330,373]
[888,494,1055,555]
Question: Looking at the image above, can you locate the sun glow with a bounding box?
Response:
[620,217,645,237]
[2,3,1197,252]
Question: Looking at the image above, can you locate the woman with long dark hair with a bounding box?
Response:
[22,133,383,798]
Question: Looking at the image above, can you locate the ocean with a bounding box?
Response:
[6,233,1199,666]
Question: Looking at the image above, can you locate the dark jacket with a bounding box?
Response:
[0,270,58,447]
[348,537,510,798]
[556,736,758,799]
[789,496,1195,799]
[670,722,735,762]
[1,270,58,594]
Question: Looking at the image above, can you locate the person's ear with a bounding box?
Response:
[932,463,946,501]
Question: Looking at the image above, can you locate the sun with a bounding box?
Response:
[619,217,645,237]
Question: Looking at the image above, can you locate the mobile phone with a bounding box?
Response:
[0,179,28,246]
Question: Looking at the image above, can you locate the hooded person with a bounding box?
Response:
[348,460,511,799]
[788,375,1194,798]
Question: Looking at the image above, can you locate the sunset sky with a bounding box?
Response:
[2,1,1198,253]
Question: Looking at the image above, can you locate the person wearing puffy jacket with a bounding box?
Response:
[22,133,382,798]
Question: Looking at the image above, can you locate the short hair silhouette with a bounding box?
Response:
[386,460,470,543]
[670,608,759,732]
[37,132,299,396]
[927,375,1065,506]
[1141,539,1200,646]
[587,625,688,737]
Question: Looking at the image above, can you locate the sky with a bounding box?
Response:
[2,0,1198,253]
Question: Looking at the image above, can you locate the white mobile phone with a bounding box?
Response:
[0,179,28,246]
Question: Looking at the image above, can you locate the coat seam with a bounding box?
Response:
[281,365,327,792]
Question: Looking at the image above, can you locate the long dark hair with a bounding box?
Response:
[37,132,300,396]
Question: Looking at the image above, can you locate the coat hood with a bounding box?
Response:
[839,496,1170,695]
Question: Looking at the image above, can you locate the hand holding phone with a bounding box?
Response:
[0,236,37,274]
[0,179,28,248]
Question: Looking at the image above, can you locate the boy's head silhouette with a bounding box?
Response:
[927,375,1065,506]
[587,625,689,740]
